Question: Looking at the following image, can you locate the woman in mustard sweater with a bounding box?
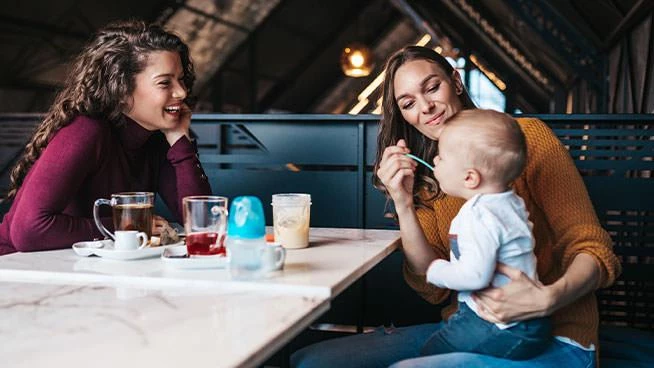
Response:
[291,46,621,367]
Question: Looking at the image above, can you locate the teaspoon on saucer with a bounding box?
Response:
[72,239,111,257]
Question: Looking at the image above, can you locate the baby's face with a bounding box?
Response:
[432,127,468,197]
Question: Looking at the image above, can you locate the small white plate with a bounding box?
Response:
[72,240,183,261]
[161,246,228,269]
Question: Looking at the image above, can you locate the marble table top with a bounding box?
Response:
[0,280,329,368]
[0,228,400,298]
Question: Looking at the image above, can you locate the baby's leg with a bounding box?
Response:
[420,303,492,356]
[421,303,551,360]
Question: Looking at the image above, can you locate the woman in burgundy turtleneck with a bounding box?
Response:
[0,20,211,255]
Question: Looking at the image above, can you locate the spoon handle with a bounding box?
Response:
[405,153,434,171]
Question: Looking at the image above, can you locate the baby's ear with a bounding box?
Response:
[463,168,481,189]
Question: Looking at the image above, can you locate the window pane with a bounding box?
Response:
[468,69,506,112]
[447,57,466,84]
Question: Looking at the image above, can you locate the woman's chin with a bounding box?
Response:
[428,126,445,140]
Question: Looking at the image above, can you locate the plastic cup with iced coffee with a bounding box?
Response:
[272,194,311,249]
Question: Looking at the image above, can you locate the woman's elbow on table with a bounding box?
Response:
[10,215,54,252]
[11,233,46,252]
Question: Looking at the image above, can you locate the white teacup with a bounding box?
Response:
[262,243,286,272]
[114,230,148,251]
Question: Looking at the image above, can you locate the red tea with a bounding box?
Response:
[186,232,225,255]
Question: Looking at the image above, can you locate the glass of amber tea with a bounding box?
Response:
[93,192,154,241]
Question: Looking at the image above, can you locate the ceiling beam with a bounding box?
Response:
[165,0,281,93]
[390,0,451,49]
[222,67,281,81]
[268,20,322,44]
[432,0,555,97]
[313,19,418,113]
[0,15,90,41]
[505,0,603,88]
[256,0,372,111]
[604,0,654,48]
[0,81,60,92]
[177,2,252,32]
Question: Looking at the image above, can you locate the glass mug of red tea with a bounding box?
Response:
[182,196,228,256]
[93,192,155,241]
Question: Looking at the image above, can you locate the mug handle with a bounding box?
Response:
[136,232,148,249]
[273,246,286,269]
[93,198,115,240]
[208,207,229,250]
[216,207,228,239]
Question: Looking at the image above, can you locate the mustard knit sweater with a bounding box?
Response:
[403,117,622,350]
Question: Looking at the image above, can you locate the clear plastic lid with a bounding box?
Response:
[271,193,312,206]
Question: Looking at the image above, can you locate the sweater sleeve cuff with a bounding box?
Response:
[166,136,197,164]
[403,261,428,290]
[592,255,608,289]
[563,249,611,290]
[584,251,609,289]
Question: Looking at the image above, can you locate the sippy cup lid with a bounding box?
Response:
[227,196,266,239]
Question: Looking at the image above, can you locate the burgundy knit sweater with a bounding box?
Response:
[0,115,212,255]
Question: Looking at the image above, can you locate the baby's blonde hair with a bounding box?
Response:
[446,109,527,187]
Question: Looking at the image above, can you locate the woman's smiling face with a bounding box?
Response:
[393,59,464,141]
[123,50,188,131]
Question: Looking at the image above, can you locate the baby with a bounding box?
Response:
[422,109,551,359]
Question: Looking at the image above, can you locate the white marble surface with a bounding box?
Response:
[0,280,329,368]
[0,228,400,298]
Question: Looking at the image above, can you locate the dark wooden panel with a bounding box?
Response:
[207,169,359,228]
[365,172,397,230]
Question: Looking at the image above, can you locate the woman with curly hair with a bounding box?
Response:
[0,20,212,255]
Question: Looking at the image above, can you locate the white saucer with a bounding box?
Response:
[161,246,228,269]
[72,240,183,261]
[71,240,113,257]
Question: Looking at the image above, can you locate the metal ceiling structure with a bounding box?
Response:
[0,0,652,114]
[164,0,280,92]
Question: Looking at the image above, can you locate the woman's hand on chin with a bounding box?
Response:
[162,103,192,146]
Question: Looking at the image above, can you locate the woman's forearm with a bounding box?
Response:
[395,204,438,274]
[546,253,601,314]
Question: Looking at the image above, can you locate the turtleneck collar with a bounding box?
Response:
[119,115,157,150]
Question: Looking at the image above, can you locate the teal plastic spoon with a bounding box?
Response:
[405,153,434,171]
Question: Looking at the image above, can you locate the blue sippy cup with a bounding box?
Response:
[226,196,266,279]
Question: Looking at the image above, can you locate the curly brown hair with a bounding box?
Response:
[372,46,476,208]
[6,19,196,199]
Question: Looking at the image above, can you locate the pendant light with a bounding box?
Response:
[340,43,374,77]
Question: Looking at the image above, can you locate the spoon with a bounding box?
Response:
[405,153,434,171]
[72,239,111,257]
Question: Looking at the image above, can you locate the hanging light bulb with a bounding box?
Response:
[340,43,374,77]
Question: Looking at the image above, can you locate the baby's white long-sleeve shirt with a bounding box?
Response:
[426,190,537,327]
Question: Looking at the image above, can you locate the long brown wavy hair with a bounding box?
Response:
[373,46,476,208]
[6,20,196,199]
